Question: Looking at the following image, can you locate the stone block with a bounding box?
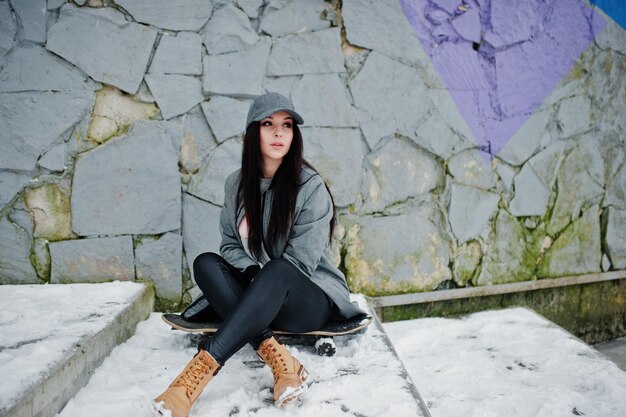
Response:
[0,171,31,211]
[201,96,250,142]
[12,0,47,44]
[182,193,222,284]
[451,7,481,42]
[345,202,452,295]
[114,0,213,31]
[497,109,550,166]
[259,0,330,37]
[361,135,444,213]
[24,183,72,242]
[606,154,626,210]
[32,236,49,280]
[145,73,204,120]
[349,51,429,149]
[50,236,135,283]
[236,0,262,19]
[0,90,93,171]
[202,4,258,54]
[187,137,242,205]
[557,95,592,138]
[509,163,551,217]
[494,160,516,192]
[47,0,66,10]
[292,73,358,127]
[180,105,216,174]
[301,127,367,207]
[448,149,497,190]
[605,207,626,269]
[0,45,90,93]
[262,75,299,98]
[526,141,567,190]
[135,232,183,303]
[548,139,604,235]
[595,17,626,55]
[539,206,601,278]
[266,28,344,76]
[449,183,499,244]
[343,0,429,67]
[453,240,482,286]
[601,253,611,272]
[411,108,474,160]
[476,210,544,285]
[203,38,270,97]
[149,31,203,75]
[38,142,68,173]
[87,86,158,143]
[0,216,39,284]
[46,4,157,94]
[71,121,181,236]
[0,2,17,63]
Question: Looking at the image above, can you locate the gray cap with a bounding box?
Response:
[246,92,304,130]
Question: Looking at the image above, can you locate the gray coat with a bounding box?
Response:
[219,166,365,320]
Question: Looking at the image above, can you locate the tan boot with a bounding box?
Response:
[257,336,309,407]
[151,349,221,417]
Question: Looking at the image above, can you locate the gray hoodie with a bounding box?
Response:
[219,166,365,320]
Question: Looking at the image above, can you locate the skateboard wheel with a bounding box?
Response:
[315,337,336,356]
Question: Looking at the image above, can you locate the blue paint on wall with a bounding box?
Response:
[592,0,626,30]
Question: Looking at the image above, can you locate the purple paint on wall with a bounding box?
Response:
[400,0,606,158]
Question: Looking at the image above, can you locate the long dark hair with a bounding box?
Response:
[239,122,337,261]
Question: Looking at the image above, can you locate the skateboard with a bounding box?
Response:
[161,312,373,357]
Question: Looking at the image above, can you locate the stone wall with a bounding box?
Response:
[0,0,625,310]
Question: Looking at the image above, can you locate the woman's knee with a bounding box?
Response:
[193,252,224,285]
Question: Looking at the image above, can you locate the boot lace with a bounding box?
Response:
[175,354,212,399]
[259,341,289,380]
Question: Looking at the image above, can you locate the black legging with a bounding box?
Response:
[193,252,333,365]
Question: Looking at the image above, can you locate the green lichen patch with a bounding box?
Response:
[453,240,482,286]
[24,183,72,242]
[87,86,158,143]
[476,210,545,285]
[377,278,626,344]
[539,205,602,278]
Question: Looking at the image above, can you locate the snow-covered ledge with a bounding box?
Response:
[0,281,154,417]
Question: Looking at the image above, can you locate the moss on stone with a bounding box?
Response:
[539,206,601,278]
[476,211,544,285]
[376,278,626,344]
[24,183,72,242]
[453,240,482,286]
[31,237,51,282]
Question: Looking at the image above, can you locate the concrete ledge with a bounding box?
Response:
[1,282,154,417]
[368,305,433,417]
[370,272,626,344]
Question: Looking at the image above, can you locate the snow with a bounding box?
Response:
[0,282,146,412]
[384,307,626,417]
[56,296,425,417]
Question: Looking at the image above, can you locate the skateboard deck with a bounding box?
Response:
[161,313,373,337]
[162,313,372,357]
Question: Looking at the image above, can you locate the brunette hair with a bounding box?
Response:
[238,121,337,261]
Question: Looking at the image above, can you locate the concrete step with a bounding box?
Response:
[55,295,432,417]
[0,282,154,417]
[385,307,626,417]
[594,336,626,371]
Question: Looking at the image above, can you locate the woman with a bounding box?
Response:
[151,92,365,417]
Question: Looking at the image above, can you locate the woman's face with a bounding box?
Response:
[259,111,294,166]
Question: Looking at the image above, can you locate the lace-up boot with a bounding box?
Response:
[257,336,309,407]
[151,349,221,417]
